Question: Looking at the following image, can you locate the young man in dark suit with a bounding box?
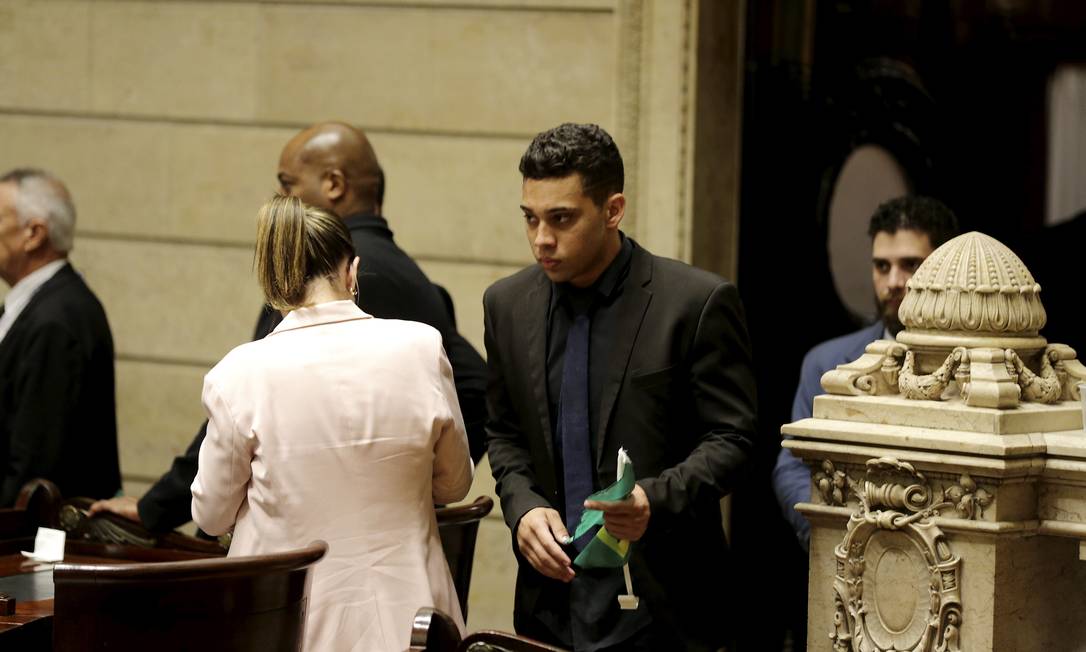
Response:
[90,122,487,531]
[0,168,121,506]
[485,123,758,651]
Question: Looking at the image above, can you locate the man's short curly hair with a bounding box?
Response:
[519,123,624,206]
[868,196,960,248]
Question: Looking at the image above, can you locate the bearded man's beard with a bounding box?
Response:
[876,290,906,336]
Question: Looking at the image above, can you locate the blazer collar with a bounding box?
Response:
[519,270,555,462]
[270,300,372,335]
[0,262,77,347]
[595,241,653,463]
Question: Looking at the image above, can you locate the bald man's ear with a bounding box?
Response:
[323,169,347,204]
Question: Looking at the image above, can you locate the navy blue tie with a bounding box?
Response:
[560,312,594,545]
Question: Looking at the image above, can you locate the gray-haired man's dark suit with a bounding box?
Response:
[485,237,758,651]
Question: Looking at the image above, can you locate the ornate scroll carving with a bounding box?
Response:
[815,460,850,506]
[943,474,993,520]
[822,340,907,397]
[899,348,965,401]
[829,457,962,652]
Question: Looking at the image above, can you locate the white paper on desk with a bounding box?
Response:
[21,527,66,562]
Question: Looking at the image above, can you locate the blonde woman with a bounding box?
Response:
[192,196,473,651]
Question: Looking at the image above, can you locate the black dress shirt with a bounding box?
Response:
[545,236,633,510]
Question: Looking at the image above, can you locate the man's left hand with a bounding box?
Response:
[583,483,650,541]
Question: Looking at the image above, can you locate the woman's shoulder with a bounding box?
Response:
[364,317,443,344]
[205,338,269,385]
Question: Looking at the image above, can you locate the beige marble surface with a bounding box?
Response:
[811,393,1083,435]
[795,379,1086,644]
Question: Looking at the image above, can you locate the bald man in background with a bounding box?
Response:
[91,122,487,532]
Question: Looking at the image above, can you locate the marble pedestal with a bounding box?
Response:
[784,393,1086,652]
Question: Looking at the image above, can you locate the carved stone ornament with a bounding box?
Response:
[1046,343,1086,401]
[815,460,850,506]
[830,457,962,652]
[821,340,906,397]
[816,231,1086,409]
[898,231,1046,336]
[898,347,966,401]
[943,474,993,520]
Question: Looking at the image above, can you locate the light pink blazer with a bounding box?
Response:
[191,300,473,652]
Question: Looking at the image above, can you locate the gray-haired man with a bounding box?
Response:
[0,168,120,505]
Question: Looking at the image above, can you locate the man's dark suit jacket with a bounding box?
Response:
[485,240,758,651]
[137,212,487,532]
[0,263,121,506]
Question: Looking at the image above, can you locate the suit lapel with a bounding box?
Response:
[517,271,556,462]
[2,263,74,341]
[596,246,653,465]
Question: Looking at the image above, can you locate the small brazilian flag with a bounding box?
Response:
[572,448,635,569]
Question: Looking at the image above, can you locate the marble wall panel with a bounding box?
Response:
[255,3,615,134]
[115,359,208,482]
[991,536,1086,651]
[89,2,260,120]
[0,115,276,246]
[370,132,532,265]
[71,238,262,365]
[0,1,91,111]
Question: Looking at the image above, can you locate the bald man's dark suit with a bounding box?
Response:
[485,239,758,651]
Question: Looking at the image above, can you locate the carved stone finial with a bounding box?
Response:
[899,231,1046,337]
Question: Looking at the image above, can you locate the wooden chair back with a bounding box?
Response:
[53,540,327,651]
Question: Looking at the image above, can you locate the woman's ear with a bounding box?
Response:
[348,256,360,295]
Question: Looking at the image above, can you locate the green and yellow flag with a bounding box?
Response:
[572,448,635,569]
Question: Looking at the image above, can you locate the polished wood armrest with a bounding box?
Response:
[437,495,494,527]
[0,479,62,539]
